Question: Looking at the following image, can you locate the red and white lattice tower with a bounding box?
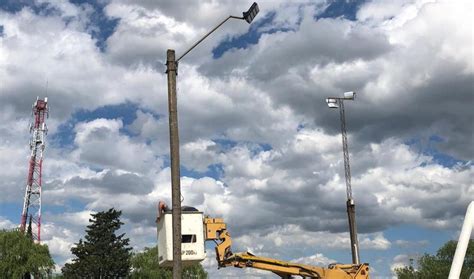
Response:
[20,97,49,242]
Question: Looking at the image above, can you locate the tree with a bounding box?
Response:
[130,246,207,279]
[395,239,474,279]
[62,208,132,278]
[0,229,54,278]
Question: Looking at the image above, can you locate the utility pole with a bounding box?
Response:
[326,92,360,265]
[163,4,259,278]
[166,49,182,279]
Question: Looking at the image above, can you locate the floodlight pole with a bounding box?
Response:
[326,94,360,265]
[337,99,360,265]
[165,4,259,278]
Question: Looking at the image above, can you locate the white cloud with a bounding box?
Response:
[52,210,96,227]
[390,254,414,275]
[0,216,16,230]
[202,249,274,278]
[231,224,391,256]
[292,253,336,267]
[41,222,81,265]
[394,239,429,248]
[1,1,472,276]
[72,118,161,172]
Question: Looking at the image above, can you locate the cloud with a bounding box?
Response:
[0,119,30,202]
[202,249,274,278]
[394,239,429,249]
[200,0,473,160]
[1,1,472,276]
[390,254,413,274]
[292,253,336,267]
[0,6,165,123]
[72,118,161,172]
[104,0,322,67]
[51,210,96,227]
[232,224,391,256]
[0,216,16,230]
[41,222,79,261]
[181,131,471,236]
[67,170,154,195]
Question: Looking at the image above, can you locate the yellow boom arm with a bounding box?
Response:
[204,217,370,279]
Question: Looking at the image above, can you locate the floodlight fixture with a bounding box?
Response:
[344,91,356,100]
[177,2,260,62]
[326,98,339,108]
[243,2,260,23]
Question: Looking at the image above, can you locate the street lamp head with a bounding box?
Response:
[243,2,260,23]
[343,91,356,100]
[326,98,339,108]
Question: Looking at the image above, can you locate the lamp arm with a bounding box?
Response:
[176,15,244,62]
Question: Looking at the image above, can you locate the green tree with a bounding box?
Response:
[62,208,132,278]
[395,240,474,279]
[0,229,54,278]
[130,246,207,279]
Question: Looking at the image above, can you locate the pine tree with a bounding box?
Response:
[62,208,132,278]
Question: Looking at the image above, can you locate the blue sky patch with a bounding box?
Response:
[213,0,366,59]
[212,11,297,59]
[161,156,223,180]
[405,136,467,168]
[385,224,450,256]
[0,202,22,226]
[428,151,467,169]
[0,0,61,16]
[247,142,272,155]
[0,0,119,52]
[214,138,272,154]
[52,102,149,148]
[316,0,366,21]
[297,123,307,132]
[163,138,271,179]
[69,0,119,52]
[213,138,238,151]
[181,164,224,180]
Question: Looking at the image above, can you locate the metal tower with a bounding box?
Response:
[20,97,49,242]
[326,91,360,265]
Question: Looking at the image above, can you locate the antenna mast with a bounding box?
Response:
[20,97,49,242]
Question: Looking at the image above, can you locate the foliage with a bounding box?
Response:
[395,239,474,279]
[130,246,207,279]
[62,208,132,278]
[0,229,54,278]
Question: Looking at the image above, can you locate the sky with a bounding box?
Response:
[0,0,472,278]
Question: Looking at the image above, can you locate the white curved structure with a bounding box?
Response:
[448,201,474,279]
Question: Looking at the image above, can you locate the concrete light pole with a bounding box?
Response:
[165,3,259,278]
[326,92,360,265]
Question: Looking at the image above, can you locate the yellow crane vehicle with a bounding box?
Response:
[156,202,370,279]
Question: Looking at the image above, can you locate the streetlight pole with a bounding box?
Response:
[326,92,360,265]
[165,4,259,278]
[166,49,182,278]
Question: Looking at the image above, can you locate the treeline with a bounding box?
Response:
[395,239,473,279]
[0,208,207,278]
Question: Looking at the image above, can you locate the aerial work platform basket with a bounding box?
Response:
[156,203,206,267]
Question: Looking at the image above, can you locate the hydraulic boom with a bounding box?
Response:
[204,217,369,279]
